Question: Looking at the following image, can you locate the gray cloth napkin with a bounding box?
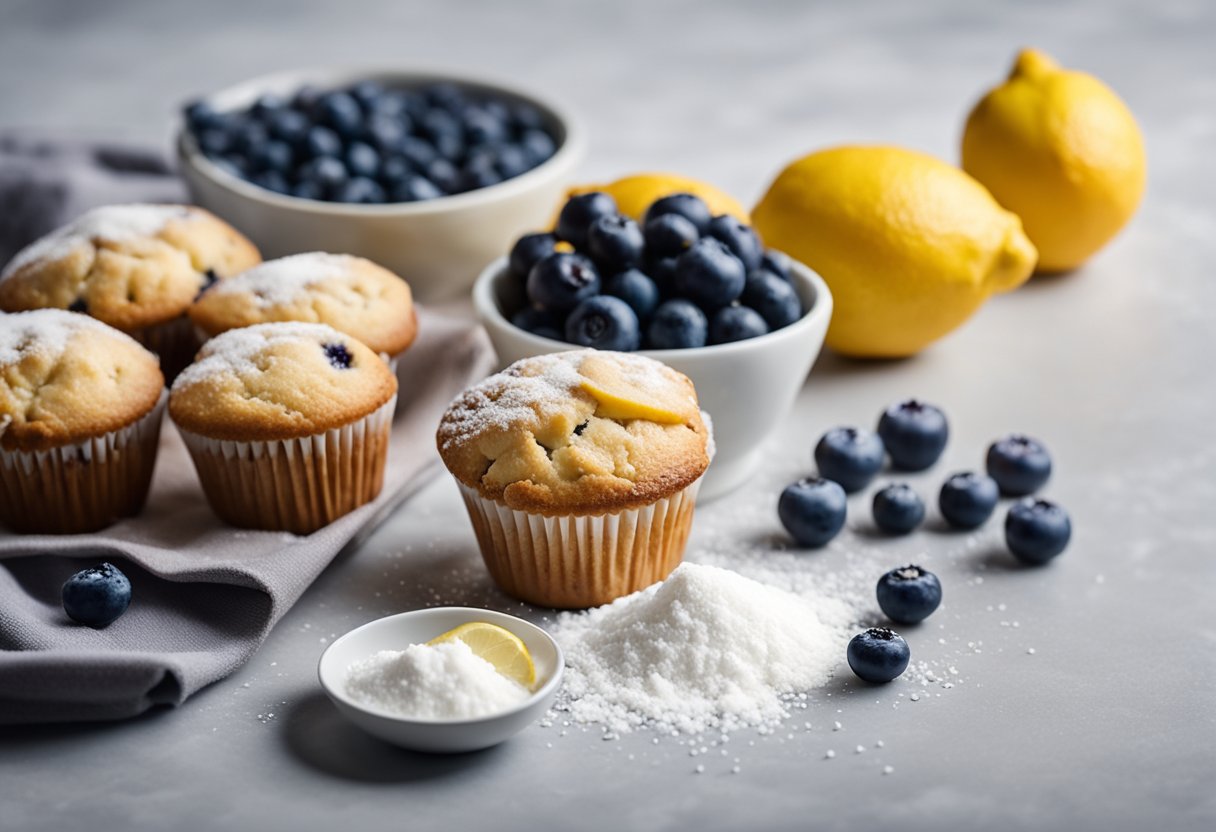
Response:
[0,135,496,723]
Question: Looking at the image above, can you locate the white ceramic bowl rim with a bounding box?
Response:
[473,253,833,359]
[317,606,566,727]
[178,65,586,218]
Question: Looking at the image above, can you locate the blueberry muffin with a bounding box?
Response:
[0,309,166,533]
[189,252,417,368]
[0,204,261,379]
[437,350,711,608]
[170,322,397,534]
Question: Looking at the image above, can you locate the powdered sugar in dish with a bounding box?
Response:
[171,321,349,389]
[345,639,530,719]
[0,308,138,367]
[551,563,855,735]
[209,252,354,307]
[1,204,192,280]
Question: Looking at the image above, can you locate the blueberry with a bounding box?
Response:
[644,214,700,258]
[556,192,618,250]
[345,141,381,178]
[299,156,349,195]
[266,108,310,145]
[847,628,910,683]
[399,136,440,168]
[292,85,323,114]
[389,175,443,203]
[1005,499,1071,564]
[323,342,354,368]
[741,271,802,330]
[494,145,532,179]
[318,91,363,138]
[986,435,1052,496]
[251,92,286,120]
[871,483,925,534]
[336,177,386,204]
[674,238,747,309]
[646,299,708,349]
[778,477,847,547]
[520,129,556,165]
[876,565,942,624]
[645,255,680,297]
[707,215,763,272]
[249,140,293,174]
[379,155,414,186]
[68,297,88,314]
[304,126,343,159]
[877,399,949,471]
[291,179,326,201]
[424,158,462,194]
[184,99,223,132]
[463,107,508,146]
[527,252,601,313]
[938,472,999,529]
[350,80,386,110]
[511,306,564,340]
[759,249,792,280]
[644,193,712,235]
[459,157,502,191]
[230,120,269,156]
[814,427,885,493]
[511,104,547,132]
[62,562,131,628]
[565,296,641,351]
[424,82,467,110]
[709,305,768,344]
[365,115,407,153]
[604,269,660,321]
[421,110,465,160]
[196,127,232,157]
[509,233,559,280]
[587,215,645,272]
[367,91,411,121]
[251,170,290,195]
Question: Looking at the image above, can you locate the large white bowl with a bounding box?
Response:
[473,257,833,500]
[178,68,586,302]
[318,607,564,754]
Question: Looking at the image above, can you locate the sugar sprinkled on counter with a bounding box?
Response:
[345,639,529,720]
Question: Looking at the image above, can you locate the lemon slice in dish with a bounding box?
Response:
[428,622,536,689]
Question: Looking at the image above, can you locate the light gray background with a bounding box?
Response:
[1,1,1214,830]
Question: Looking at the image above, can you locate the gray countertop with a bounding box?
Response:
[2,1,1214,830]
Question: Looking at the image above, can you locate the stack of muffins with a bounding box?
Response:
[0,204,417,536]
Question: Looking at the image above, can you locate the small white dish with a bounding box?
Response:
[473,256,834,500]
[318,606,564,754]
[177,67,586,302]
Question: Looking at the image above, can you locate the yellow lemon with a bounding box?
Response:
[428,622,536,689]
[962,48,1147,273]
[752,145,1037,358]
[558,172,749,225]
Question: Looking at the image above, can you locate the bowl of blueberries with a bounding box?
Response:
[177,68,585,301]
[473,190,834,500]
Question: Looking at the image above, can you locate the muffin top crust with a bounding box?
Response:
[189,252,417,357]
[0,310,164,452]
[0,204,261,331]
[437,350,710,515]
[169,322,397,442]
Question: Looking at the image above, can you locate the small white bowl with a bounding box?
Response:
[473,257,834,500]
[318,607,564,754]
[178,67,586,302]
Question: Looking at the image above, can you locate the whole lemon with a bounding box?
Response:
[560,172,749,224]
[752,145,1037,358]
[962,48,1147,273]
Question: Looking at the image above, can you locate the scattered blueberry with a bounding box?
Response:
[778,477,847,547]
[587,215,645,272]
[644,214,700,258]
[644,193,712,235]
[646,299,708,349]
[847,628,911,683]
[323,342,354,369]
[527,252,601,313]
[707,214,763,272]
[709,305,768,344]
[675,238,747,309]
[986,435,1052,496]
[742,271,802,330]
[604,269,660,321]
[509,233,559,280]
[938,471,1000,529]
[1005,499,1071,564]
[871,483,925,534]
[62,563,131,628]
[876,565,942,624]
[814,427,885,493]
[877,399,949,471]
[565,296,641,351]
[556,192,618,250]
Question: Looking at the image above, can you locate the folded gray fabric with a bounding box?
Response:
[0,136,496,723]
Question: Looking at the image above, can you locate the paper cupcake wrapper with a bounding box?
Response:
[134,315,202,384]
[177,395,396,535]
[457,477,702,609]
[0,392,166,534]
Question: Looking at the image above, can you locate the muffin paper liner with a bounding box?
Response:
[135,315,202,384]
[0,392,167,534]
[177,395,396,535]
[456,477,702,609]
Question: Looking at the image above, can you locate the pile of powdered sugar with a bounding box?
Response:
[209,252,353,307]
[550,563,857,735]
[344,639,529,719]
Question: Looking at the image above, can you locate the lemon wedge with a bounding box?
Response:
[427,622,536,689]
[578,354,690,424]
